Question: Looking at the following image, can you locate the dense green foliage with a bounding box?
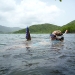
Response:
[14,23,61,34]
[14,20,75,34]
[60,20,75,33]
[14,29,25,34]
[29,23,61,33]
[59,0,62,2]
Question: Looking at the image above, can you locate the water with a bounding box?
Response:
[0,34,75,75]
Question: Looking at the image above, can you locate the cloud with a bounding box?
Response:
[0,0,16,12]
[0,0,64,28]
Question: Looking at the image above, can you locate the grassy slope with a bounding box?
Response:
[14,20,75,34]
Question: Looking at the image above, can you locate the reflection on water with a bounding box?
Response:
[25,40,31,50]
[0,34,75,75]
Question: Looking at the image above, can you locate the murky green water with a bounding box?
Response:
[0,34,75,75]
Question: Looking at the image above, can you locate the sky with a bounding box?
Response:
[0,0,75,28]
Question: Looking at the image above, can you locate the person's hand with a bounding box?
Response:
[65,30,68,33]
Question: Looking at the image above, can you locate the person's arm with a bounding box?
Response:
[63,30,68,35]
[65,30,68,34]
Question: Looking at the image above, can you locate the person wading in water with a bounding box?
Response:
[50,30,68,41]
[26,27,31,41]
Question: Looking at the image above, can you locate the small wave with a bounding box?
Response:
[0,43,6,46]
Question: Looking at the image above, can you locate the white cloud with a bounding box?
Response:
[0,0,64,28]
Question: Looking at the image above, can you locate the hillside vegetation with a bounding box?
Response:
[14,23,61,34]
[0,25,21,33]
[13,20,75,34]
[60,20,75,33]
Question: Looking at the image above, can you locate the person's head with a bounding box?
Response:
[56,33,63,36]
[52,30,63,36]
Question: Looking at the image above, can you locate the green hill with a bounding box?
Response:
[0,31,4,34]
[60,20,75,33]
[14,23,61,34]
[0,25,22,33]
[14,20,75,34]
